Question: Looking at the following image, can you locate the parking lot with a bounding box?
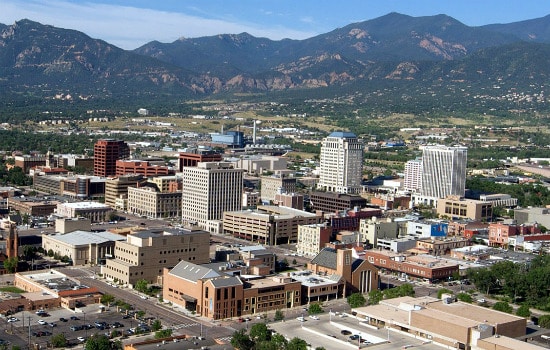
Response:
[270,312,444,350]
[2,304,154,348]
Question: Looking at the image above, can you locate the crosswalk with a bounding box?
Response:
[215,336,232,344]
[172,322,199,329]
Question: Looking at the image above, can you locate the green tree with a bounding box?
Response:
[4,257,18,273]
[516,304,531,318]
[368,289,384,305]
[249,323,270,343]
[154,329,172,339]
[50,333,67,348]
[274,309,284,321]
[493,301,513,314]
[47,249,54,257]
[11,345,21,350]
[308,303,323,315]
[135,279,149,294]
[539,315,550,328]
[85,334,120,350]
[151,319,162,332]
[230,329,254,350]
[437,288,453,299]
[456,293,473,303]
[347,293,366,308]
[287,337,308,350]
[100,294,115,305]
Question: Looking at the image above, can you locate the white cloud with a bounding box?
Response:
[0,0,316,49]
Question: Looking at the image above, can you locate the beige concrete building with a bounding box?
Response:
[231,155,288,176]
[181,162,244,233]
[56,202,112,223]
[415,237,469,256]
[359,217,399,247]
[42,230,125,265]
[354,296,526,350]
[127,185,182,219]
[102,227,210,286]
[296,223,332,257]
[436,196,493,221]
[54,217,91,234]
[260,175,297,203]
[104,174,146,210]
[148,175,182,193]
[223,205,323,245]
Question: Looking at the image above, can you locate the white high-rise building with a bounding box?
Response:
[317,131,363,194]
[182,162,244,233]
[420,145,467,198]
[404,158,423,192]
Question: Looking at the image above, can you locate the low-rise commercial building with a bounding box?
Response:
[56,202,112,223]
[54,217,91,234]
[359,217,399,247]
[163,261,301,319]
[8,197,60,216]
[364,250,458,282]
[354,296,526,350]
[436,196,493,221]
[309,191,367,213]
[223,205,323,245]
[115,160,174,177]
[42,230,125,266]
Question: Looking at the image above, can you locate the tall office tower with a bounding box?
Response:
[93,139,130,177]
[420,145,467,198]
[181,162,244,232]
[404,158,423,192]
[317,131,363,194]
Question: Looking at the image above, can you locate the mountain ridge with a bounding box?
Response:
[1,13,550,116]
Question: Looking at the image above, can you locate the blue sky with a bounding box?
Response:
[2,0,549,49]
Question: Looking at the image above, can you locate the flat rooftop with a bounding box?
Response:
[289,270,341,287]
[45,230,125,246]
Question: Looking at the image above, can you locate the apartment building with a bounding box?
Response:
[181,162,244,233]
[223,205,323,245]
[403,158,423,192]
[101,227,210,286]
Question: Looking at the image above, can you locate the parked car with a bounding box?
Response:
[296,316,305,322]
[70,316,80,320]
[59,317,68,322]
[341,330,352,335]
[70,325,82,331]
[77,337,86,343]
[309,315,319,320]
[7,317,18,323]
[37,320,47,325]
[48,322,57,328]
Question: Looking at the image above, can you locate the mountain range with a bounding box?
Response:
[1,12,550,114]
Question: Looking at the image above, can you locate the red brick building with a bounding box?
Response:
[115,160,174,177]
[94,139,130,177]
[363,250,458,282]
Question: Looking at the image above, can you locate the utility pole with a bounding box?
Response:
[27,314,33,350]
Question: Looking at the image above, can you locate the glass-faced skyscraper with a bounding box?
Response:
[317,131,363,194]
[420,145,467,198]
